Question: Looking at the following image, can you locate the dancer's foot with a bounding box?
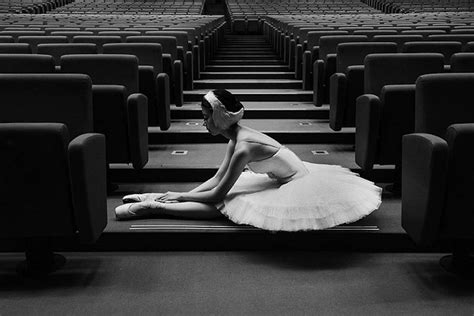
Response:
[115,200,163,220]
[122,193,164,204]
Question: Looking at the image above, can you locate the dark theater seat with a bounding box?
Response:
[0,54,55,73]
[329,41,398,131]
[355,53,445,184]
[60,54,149,170]
[37,43,98,66]
[0,122,107,276]
[103,43,171,130]
[0,43,31,54]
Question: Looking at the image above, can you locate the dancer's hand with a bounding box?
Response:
[155,191,183,203]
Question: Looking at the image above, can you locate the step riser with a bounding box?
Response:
[149,132,354,145]
[185,93,312,102]
[213,55,279,60]
[209,60,286,65]
[206,66,291,72]
[194,82,302,89]
[171,109,328,120]
[200,73,295,79]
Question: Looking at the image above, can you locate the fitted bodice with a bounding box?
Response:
[246,146,308,183]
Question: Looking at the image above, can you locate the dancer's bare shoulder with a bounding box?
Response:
[235,125,282,161]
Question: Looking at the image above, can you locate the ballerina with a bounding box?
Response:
[115,89,382,231]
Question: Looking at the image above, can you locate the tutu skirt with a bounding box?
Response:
[219,162,383,232]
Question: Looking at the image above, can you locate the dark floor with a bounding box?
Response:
[0,251,473,315]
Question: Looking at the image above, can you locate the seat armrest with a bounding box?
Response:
[302,50,312,90]
[69,133,107,243]
[311,46,319,64]
[402,133,448,246]
[378,84,416,165]
[156,73,170,130]
[295,43,303,80]
[313,59,325,106]
[355,94,382,171]
[173,60,184,107]
[184,51,193,90]
[193,44,200,79]
[443,64,451,72]
[127,93,148,169]
[329,72,347,131]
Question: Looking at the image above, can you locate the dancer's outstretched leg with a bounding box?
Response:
[115,200,224,220]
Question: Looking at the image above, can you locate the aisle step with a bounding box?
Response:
[194,79,302,89]
[200,72,295,79]
[213,55,279,60]
[171,102,328,119]
[184,89,311,102]
[205,65,291,72]
[209,60,286,65]
[148,119,354,144]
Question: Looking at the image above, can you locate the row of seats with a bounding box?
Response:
[0,0,72,14]
[363,0,474,13]
[52,0,204,15]
[227,0,380,18]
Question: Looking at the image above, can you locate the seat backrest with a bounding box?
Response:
[306,30,348,50]
[18,36,68,53]
[0,31,45,41]
[373,35,423,50]
[98,31,141,41]
[103,43,163,73]
[364,53,445,97]
[145,31,189,51]
[336,42,397,73]
[0,36,14,43]
[402,41,463,64]
[72,35,121,53]
[37,43,98,66]
[401,29,446,38]
[0,123,75,238]
[162,27,197,43]
[60,54,139,95]
[353,29,397,38]
[0,74,93,139]
[319,35,368,61]
[415,73,474,138]
[50,31,94,42]
[126,36,178,61]
[0,43,31,54]
[428,34,474,46]
[450,52,474,72]
[443,123,474,237]
[0,54,55,73]
[466,42,474,52]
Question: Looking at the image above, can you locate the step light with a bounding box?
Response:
[185,122,200,126]
[311,150,329,155]
[171,150,188,156]
[298,122,312,126]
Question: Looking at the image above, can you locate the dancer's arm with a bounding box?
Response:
[189,139,236,193]
[158,143,251,203]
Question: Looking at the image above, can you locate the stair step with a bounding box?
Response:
[184,89,312,102]
[194,79,302,89]
[148,119,354,144]
[200,72,295,79]
[216,51,277,55]
[213,55,279,60]
[209,60,286,65]
[171,102,328,119]
[205,65,291,72]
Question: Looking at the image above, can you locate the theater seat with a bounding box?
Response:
[329,42,398,131]
[0,122,107,276]
[103,43,171,130]
[37,43,98,66]
[18,36,68,53]
[126,36,183,106]
[450,53,474,72]
[0,54,55,73]
[403,122,474,274]
[312,35,368,106]
[0,43,31,54]
[402,41,462,65]
[60,54,149,169]
[355,53,445,185]
[72,35,121,53]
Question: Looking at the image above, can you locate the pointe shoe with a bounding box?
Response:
[122,193,164,204]
[115,200,163,220]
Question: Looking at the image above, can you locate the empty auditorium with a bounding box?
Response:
[0,0,473,314]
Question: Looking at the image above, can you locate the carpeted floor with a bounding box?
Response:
[0,251,473,315]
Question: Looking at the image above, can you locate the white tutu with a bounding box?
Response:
[219,162,383,232]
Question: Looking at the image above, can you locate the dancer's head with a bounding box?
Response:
[201,89,244,135]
